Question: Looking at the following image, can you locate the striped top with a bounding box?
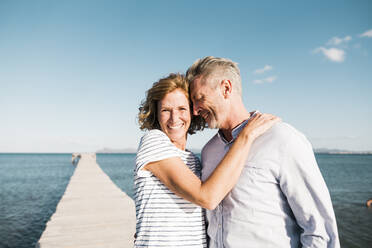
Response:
[134,129,207,248]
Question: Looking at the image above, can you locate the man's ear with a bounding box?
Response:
[220,79,232,99]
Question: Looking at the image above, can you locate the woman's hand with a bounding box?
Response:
[241,112,281,142]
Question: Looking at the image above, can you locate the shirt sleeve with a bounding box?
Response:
[279,128,340,248]
[135,129,180,178]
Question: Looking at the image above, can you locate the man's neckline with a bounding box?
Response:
[218,110,259,143]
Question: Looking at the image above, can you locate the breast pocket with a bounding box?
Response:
[227,162,280,222]
[233,162,278,196]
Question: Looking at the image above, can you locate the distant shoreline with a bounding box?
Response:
[1,147,372,155]
[313,148,372,155]
[315,152,372,155]
[1,151,372,155]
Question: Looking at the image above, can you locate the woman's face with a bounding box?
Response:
[157,89,191,149]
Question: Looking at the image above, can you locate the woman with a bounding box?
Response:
[134,73,278,247]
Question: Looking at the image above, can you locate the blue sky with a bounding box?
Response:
[1,0,371,153]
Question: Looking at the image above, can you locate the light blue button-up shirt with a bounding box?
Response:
[201,120,340,248]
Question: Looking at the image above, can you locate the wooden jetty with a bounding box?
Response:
[36,153,136,248]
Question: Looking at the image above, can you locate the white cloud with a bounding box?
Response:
[360,29,372,38]
[327,36,352,46]
[265,76,277,83]
[254,65,272,74]
[313,47,345,62]
[253,79,263,84]
[253,76,277,84]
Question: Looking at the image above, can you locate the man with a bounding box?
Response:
[186,56,340,248]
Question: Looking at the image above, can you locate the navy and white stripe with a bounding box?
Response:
[134,129,207,248]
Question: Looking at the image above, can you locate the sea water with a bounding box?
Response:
[0,154,74,248]
[0,153,371,248]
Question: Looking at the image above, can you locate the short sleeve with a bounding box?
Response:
[135,129,180,178]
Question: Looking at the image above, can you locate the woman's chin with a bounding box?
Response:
[167,132,187,143]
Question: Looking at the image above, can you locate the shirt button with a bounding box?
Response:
[218,224,221,228]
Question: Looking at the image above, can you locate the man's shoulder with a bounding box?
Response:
[263,121,312,154]
[266,121,305,141]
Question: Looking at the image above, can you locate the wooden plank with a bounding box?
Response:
[36,153,135,248]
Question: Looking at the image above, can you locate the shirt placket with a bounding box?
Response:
[215,203,223,248]
[220,141,233,248]
[215,124,245,248]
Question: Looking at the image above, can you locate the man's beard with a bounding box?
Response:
[204,111,220,129]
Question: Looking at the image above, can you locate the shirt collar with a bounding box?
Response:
[218,110,259,144]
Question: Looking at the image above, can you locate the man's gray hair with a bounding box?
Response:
[186,56,242,95]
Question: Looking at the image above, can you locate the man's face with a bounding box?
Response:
[190,76,226,129]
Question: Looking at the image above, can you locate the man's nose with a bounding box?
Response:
[193,104,200,116]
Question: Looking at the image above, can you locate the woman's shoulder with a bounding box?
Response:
[137,129,176,155]
[135,129,180,175]
[140,129,170,144]
[143,128,167,137]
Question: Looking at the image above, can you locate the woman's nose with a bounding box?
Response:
[170,110,179,121]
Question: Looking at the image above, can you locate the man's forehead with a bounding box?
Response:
[190,76,205,90]
[190,87,198,101]
[190,79,203,99]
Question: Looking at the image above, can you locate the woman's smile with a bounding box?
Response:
[157,89,191,150]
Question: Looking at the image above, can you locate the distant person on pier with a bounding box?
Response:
[186,56,340,248]
[134,73,279,247]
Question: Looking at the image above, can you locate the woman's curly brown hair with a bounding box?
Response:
[138,73,205,134]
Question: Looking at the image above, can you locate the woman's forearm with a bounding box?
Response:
[145,114,278,209]
[196,133,254,209]
[191,114,278,209]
